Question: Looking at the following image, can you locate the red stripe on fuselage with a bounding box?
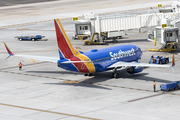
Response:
[54,19,74,58]
[69,56,89,73]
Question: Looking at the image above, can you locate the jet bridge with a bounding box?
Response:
[73,3,180,46]
[148,25,179,52]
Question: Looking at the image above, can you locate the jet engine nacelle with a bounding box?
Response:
[127,66,144,74]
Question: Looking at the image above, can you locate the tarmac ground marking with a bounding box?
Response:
[54,8,64,10]
[79,5,89,7]
[0,103,100,120]
[103,2,112,5]
[1,70,180,96]
[128,93,163,102]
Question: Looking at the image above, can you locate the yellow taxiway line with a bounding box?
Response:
[0,103,100,120]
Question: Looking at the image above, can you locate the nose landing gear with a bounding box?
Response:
[110,68,119,79]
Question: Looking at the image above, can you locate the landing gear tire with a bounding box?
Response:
[165,59,169,64]
[84,73,88,76]
[88,73,93,76]
[114,73,119,79]
[110,73,114,78]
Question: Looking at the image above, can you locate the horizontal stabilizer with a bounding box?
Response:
[3,42,58,63]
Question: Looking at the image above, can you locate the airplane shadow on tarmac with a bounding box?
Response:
[27,70,172,89]
[118,72,172,83]
[44,82,112,90]
[26,71,83,75]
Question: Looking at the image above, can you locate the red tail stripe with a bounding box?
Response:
[54,19,74,58]
[69,56,89,73]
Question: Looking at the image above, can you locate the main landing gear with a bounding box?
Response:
[84,73,94,76]
[110,68,119,79]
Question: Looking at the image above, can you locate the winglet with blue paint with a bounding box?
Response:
[3,42,15,56]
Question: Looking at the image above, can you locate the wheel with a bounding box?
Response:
[85,42,88,45]
[32,38,35,41]
[165,59,169,64]
[159,60,162,64]
[114,73,119,79]
[110,73,114,78]
[84,74,88,76]
[88,73,93,76]
[19,38,22,41]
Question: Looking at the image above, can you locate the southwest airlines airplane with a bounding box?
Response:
[3,18,174,78]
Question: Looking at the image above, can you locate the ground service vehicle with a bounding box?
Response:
[15,35,47,41]
[149,56,169,64]
[160,81,180,91]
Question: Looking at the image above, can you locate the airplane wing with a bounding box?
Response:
[107,61,173,69]
[4,42,58,63]
[3,42,92,63]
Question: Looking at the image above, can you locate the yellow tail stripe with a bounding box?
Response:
[76,54,95,73]
[56,19,80,56]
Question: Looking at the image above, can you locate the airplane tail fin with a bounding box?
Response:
[3,42,15,56]
[54,18,80,59]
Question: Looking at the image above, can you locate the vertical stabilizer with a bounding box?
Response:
[54,19,80,59]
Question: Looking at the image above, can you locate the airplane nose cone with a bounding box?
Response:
[137,47,142,59]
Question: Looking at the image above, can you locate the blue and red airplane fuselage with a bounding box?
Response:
[58,44,142,73]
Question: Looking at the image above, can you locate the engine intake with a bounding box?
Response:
[127,66,143,74]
